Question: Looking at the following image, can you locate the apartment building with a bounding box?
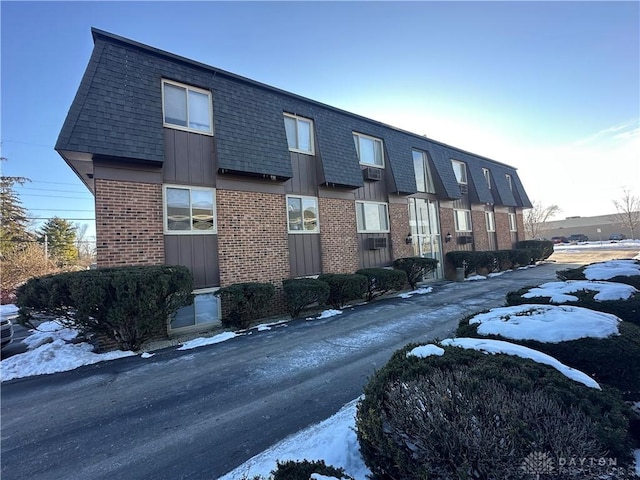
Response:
[56,28,531,332]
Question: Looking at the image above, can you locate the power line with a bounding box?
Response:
[20,193,93,200]
[18,186,91,194]
[29,209,94,212]
[26,217,96,221]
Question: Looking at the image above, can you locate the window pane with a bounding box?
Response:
[284,116,297,149]
[356,203,366,231]
[188,90,211,132]
[379,204,389,230]
[191,190,214,231]
[302,198,318,231]
[452,161,467,183]
[373,140,383,166]
[455,210,471,231]
[164,84,187,127]
[172,302,195,328]
[364,203,382,231]
[194,293,219,325]
[288,197,303,231]
[413,151,426,192]
[358,137,376,165]
[166,188,191,231]
[486,212,495,231]
[297,119,312,153]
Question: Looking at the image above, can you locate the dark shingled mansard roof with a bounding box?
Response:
[56,28,532,207]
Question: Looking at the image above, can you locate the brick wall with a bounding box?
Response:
[217,190,289,285]
[472,209,490,251]
[495,211,513,250]
[319,197,360,273]
[438,206,457,278]
[95,179,164,267]
[389,201,413,260]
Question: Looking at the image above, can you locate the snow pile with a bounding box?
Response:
[312,309,343,320]
[0,304,19,317]
[219,398,370,480]
[522,280,638,302]
[428,338,601,389]
[584,259,640,280]
[177,331,238,351]
[397,287,432,299]
[465,274,486,281]
[408,344,444,357]
[468,304,620,342]
[1,320,135,382]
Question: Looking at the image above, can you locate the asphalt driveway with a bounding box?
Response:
[1,263,572,480]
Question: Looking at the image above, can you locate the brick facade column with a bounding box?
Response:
[319,197,359,273]
[216,190,289,285]
[95,179,164,267]
[495,210,512,250]
[389,201,413,260]
[471,209,490,252]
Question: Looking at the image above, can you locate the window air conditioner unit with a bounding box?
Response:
[459,183,468,194]
[457,235,474,245]
[368,237,388,250]
[363,167,382,181]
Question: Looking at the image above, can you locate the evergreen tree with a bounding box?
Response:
[39,217,78,264]
[0,158,33,257]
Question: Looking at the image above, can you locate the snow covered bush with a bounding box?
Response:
[355,268,407,301]
[557,259,640,289]
[457,305,640,400]
[506,281,640,326]
[16,265,193,351]
[282,278,329,318]
[391,257,438,289]
[215,282,275,329]
[356,343,633,480]
[317,273,367,309]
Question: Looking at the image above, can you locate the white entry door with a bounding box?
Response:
[409,198,444,280]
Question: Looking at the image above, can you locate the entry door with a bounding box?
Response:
[409,198,444,280]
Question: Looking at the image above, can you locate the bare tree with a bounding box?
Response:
[612,187,640,239]
[524,201,561,240]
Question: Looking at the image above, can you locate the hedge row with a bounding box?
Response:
[446,240,553,276]
[223,257,437,326]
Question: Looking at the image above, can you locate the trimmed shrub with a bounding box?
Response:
[271,459,354,480]
[392,257,438,289]
[356,268,407,301]
[16,265,193,351]
[506,286,640,327]
[282,278,330,318]
[493,249,514,271]
[356,343,633,480]
[317,273,367,309]
[457,315,640,400]
[445,251,494,276]
[215,282,275,329]
[516,239,554,261]
[510,248,534,266]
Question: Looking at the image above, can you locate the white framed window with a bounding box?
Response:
[485,211,496,232]
[483,168,491,189]
[508,212,518,231]
[356,201,389,233]
[451,160,467,184]
[505,174,513,192]
[287,195,319,233]
[163,185,216,234]
[353,133,384,168]
[283,114,314,154]
[454,209,472,232]
[162,79,213,135]
[412,150,436,193]
[170,287,221,332]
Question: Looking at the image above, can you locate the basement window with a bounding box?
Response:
[170,288,220,332]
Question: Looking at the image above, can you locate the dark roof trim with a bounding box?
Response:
[90,27,520,172]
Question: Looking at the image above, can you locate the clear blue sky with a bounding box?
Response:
[2,1,639,241]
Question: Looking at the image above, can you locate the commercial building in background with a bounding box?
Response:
[56,28,531,333]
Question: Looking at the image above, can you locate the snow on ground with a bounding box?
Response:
[314,309,343,319]
[437,338,601,389]
[397,286,432,298]
[0,304,19,317]
[1,320,135,382]
[468,304,620,342]
[177,331,238,351]
[554,239,640,251]
[465,274,487,281]
[219,398,370,480]
[584,259,640,280]
[522,280,638,302]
